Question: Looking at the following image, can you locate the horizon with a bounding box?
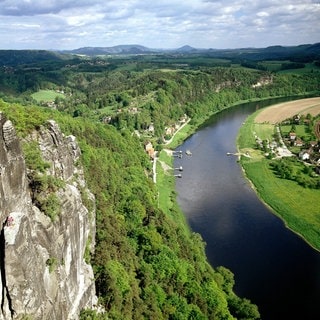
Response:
[0,1,319,51]
[1,41,319,52]
[63,41,320,50]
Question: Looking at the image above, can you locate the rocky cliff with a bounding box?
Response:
[0,113,96,319]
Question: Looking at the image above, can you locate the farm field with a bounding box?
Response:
[238,98,320,251]
[255,97,320,124]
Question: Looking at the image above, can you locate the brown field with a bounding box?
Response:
[255,97,320,124]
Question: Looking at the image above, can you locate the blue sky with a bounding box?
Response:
[0,0,319,50]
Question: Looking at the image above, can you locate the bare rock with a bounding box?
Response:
[0,114,96,319]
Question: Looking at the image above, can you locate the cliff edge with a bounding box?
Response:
[0,113,96,319]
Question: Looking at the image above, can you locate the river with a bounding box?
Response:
[174,99,320,320]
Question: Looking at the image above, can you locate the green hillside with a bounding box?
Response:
[1,48,320,319]
[0,100,259,319]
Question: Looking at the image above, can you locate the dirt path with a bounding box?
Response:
[254,97,320,124]
[163,118,190,145]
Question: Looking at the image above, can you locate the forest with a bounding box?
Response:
[0,48,320,319]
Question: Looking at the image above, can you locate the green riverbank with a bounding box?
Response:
[157,95,320,252]
[155,97,279,227]
[238,108,320,252]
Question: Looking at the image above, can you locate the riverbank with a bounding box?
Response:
[156,95,320,251]
[237,98,320,251]
[164,95,319,150]
[155,97,271,219]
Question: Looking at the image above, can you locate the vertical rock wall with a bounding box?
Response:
[0,113,96,319]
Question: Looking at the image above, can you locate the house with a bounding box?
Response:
[295,138,304,147]
[147,124,154,134]
[293,114,301,124]
[145,141,153,152]
[289,132,296,140]
[165,127,174,136]
[179,114,188,123]
[299,150,310,161]
[129,107,139,114]
[144,141,155,159]
[101,116,112,124]
[309,141,318,148]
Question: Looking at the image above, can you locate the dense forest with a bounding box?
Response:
[1,47,320,319]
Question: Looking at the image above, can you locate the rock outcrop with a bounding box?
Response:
[0,113,96,319]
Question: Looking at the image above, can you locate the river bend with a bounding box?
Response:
[175,100,320,319]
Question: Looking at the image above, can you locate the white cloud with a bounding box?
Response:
[257,11,269,17]
[0,0,318,49]
[65,12,105,27]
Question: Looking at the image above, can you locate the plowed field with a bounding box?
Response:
[255,97,320,124]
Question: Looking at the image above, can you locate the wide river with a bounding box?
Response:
[174,98,320,320]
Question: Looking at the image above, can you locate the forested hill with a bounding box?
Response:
[61,42,320,61]
[0,50,319,319]
[0,49,67,66]
[0,42,319,66]
[0,100,260,319]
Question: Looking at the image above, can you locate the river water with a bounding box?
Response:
[174,99,320,320]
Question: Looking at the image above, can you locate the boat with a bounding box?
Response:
[185,150,192,156]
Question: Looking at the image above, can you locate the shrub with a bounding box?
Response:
[38,193,60,222]
[22,141,50,173]
[46,257,58,273]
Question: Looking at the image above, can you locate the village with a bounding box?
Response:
[255,112,320,176]
[142,114,191,183]
[280,113,320,166]
[143,113,190,160]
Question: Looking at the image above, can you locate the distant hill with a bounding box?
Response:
[0,43,319,66]
[63,44,155,56]
[61,43,320,61]
[236,44,320,61]
[175,45,198,53]
[0,50,65,66]
[63,44,205,56]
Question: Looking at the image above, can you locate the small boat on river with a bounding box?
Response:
[185,150,192,156]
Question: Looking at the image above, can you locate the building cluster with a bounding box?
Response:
[143,114,189,160]
[286,130,320,164]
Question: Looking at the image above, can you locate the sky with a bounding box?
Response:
[0,0,319,50]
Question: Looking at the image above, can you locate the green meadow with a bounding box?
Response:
[156,149,189,233]
[31,89,65,102]
[238,110,320,251]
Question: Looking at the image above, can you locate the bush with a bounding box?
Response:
[37,193,60,221]
[80,310,108,320]
[22,141,50,173]
[46,257,57,273]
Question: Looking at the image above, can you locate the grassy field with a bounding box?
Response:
[258,61,320,73]
[239,108,320,251]
[155,150,188,226]
[31,90,65,102]
[278,63,320,74]
[280,124,311,141]
[259,60,287,71]
[158,97,320,250]
[156,150,174,213]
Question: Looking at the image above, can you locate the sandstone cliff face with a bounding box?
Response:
[0,113,96,319]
